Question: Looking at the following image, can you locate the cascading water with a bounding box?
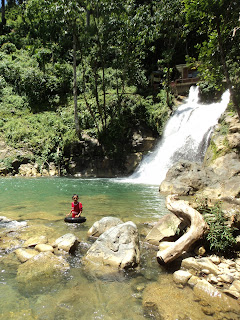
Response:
[129,86,230,185]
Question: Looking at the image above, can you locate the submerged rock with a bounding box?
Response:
[15,248,39,263]
[23,235,48,248]
[16,251,70,293]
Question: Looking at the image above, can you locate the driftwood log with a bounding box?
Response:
[157,195,208,265]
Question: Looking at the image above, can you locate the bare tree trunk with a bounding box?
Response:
[157,195,208,265]
[1,0,6,34]
[216,18,240,120]
[73,30,80,137]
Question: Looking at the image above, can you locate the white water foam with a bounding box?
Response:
[126,86,230,185]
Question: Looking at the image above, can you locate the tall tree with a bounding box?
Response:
[24,0,86,136]
[184,0,240,118]
[1,0,6,33]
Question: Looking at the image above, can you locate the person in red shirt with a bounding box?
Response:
[66,194,83,218]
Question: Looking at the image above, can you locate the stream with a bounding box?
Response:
[0,177,169,320]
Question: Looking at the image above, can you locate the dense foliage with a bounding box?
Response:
[0,0,240,171]
[197,201,236,254]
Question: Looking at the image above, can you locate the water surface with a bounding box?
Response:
[0,177,168,320]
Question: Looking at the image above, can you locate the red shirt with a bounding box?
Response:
[71,201,83,214]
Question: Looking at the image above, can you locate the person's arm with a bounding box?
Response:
[75,202,83,217]
[66,203,73,216]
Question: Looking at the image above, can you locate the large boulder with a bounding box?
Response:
[145,213,185,246]
[83,221,140,271]
[159,161,216,196]
[16,251,70,293]
[87,216,123,237]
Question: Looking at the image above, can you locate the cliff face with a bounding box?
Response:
[159,111,240,205]
[0,128,157,177]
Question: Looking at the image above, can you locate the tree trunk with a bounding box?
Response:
[1,0,6,34]
[157,195,208,265]
[73,30,80,137]
[216,18,240,120]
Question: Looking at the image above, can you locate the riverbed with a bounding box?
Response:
[1,177,239,320]
[0,177,170,319]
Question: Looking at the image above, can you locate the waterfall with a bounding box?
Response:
[128,86,230,185]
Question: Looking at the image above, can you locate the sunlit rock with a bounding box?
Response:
[83,221,140,271]
[173,270,192,286]
[87,216,123,238]
[181,257,201,271]
[196,257,220,275]
[146,213,185,246]
[23,235,48,248]
[52,233,79,253]
[35,243,54,253]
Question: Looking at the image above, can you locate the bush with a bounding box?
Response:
[197,201,236,254]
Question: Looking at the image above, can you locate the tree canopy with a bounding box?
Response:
[0,0,240,171]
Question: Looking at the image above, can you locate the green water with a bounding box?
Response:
[1,177,239,320]
[0,177,169,320]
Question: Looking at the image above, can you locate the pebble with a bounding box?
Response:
[209,255,221,265]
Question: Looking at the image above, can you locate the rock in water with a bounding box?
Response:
[84,221,140,271]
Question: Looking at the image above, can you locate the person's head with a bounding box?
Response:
[72,194,79,202]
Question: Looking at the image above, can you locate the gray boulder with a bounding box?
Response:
[159,161,215,195]
[145,213,185,246]
[87,216,123,237]
[84,221,140,270]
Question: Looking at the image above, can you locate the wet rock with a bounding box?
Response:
[223,288,240,299]
[84,221,140,270]
[52,233,79,254]
[17,251,70,293]
[35,243,54,253]
[188,275,199,288]
[23,235,48,248]
[87,216,123,238]
[193,278,240,316]
[159,161,215,195]
[145,213,185,246]
[143,275,207,320]
[0,237,21,252]
[173,270,192,286]
[15,248,39,263]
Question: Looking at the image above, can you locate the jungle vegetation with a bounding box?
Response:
[0,0,240,171]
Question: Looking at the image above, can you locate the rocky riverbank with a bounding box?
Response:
[1,213,240,319]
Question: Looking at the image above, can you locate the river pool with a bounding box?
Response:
[0,177,239,320]
[0,177,170,320]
